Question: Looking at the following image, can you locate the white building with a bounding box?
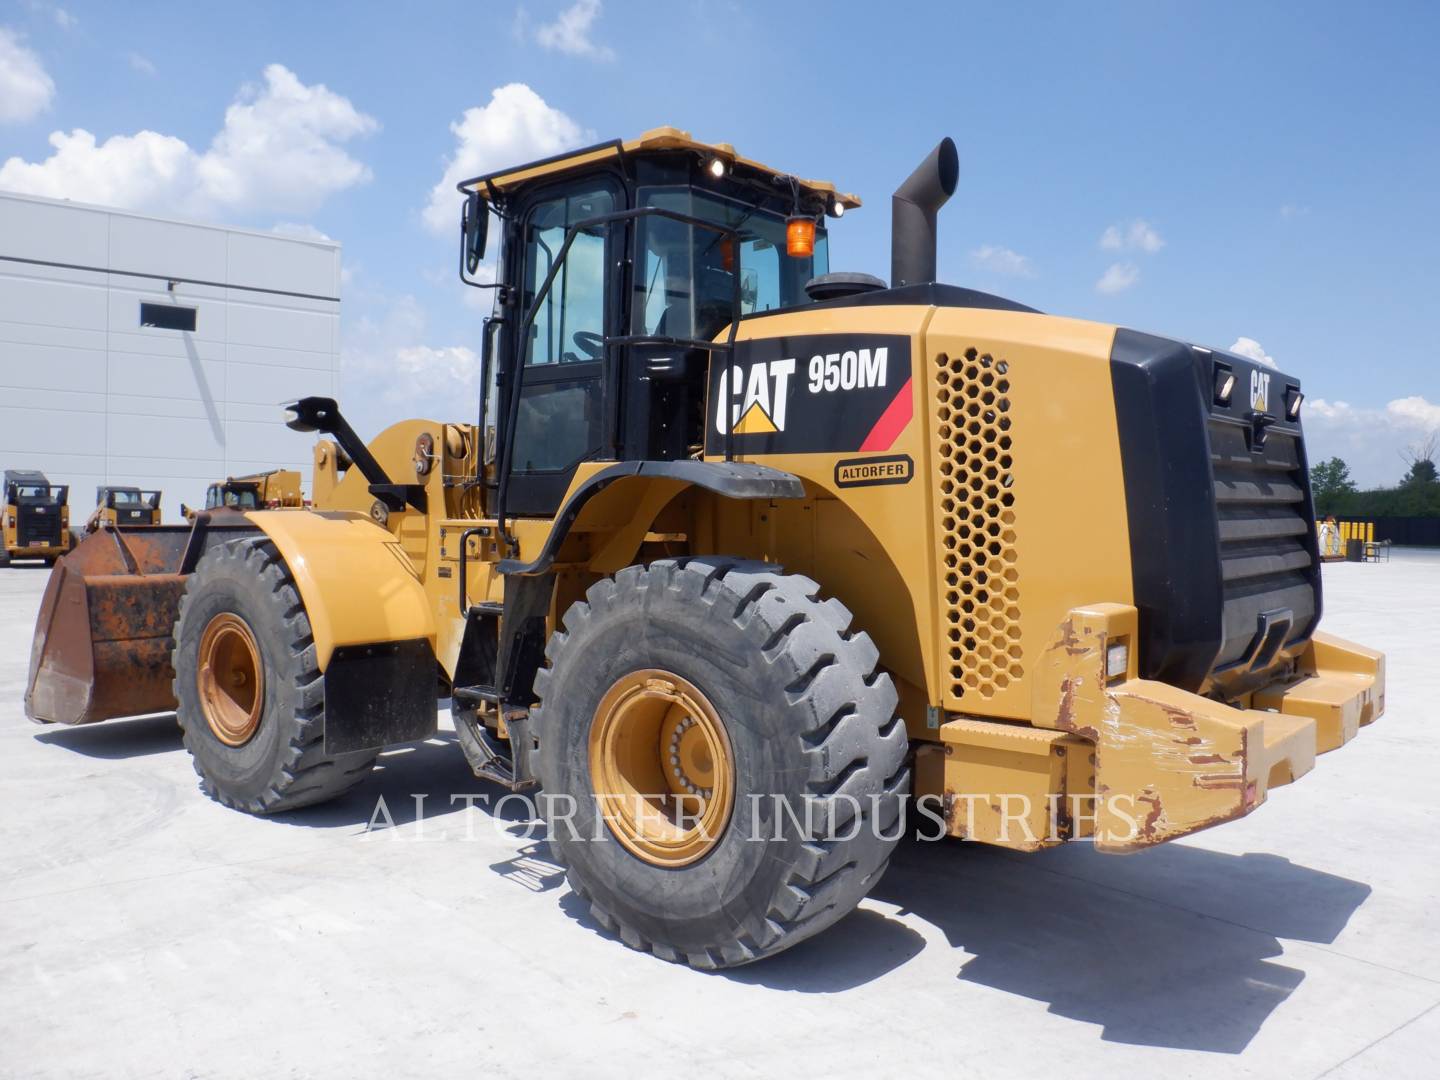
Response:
[0,191,340,521]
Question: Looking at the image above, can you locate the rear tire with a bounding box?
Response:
[172,537,377,814]
[536,557,910,968]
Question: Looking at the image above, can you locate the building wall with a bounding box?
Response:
[0,191,340,521]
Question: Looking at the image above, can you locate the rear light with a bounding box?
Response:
[1106,640,1130,681]
[1286,387,1304,419]
[1214,365,1236,406]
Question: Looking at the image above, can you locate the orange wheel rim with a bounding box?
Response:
[588,670,734,867]
[196,612,264,747]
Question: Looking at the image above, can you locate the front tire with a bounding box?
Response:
[536,557,910,968]
[172,537,377,813]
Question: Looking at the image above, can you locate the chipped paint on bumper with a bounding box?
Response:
[1032,604,1384,852]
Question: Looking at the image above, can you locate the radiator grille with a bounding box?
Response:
[1208,419,1318,670]
[935,348,1022,699]
[17,507,61,548]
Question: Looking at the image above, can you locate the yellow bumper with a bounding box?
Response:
[6,543,68,559]
[1032,604,1384,851]
[918,604,1384,852]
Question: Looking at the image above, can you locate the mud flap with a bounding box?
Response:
[322,638,438,754]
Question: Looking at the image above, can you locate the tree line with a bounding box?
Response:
[1310,432,1440,517]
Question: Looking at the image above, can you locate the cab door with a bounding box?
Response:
[504,181,620,517]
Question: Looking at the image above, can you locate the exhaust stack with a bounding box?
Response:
[891,137,959,288]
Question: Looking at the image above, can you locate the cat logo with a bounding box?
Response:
[715,358,796,434]
[1250,369,1271,413]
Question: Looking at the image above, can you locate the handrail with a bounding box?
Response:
[456,526,490,613]
[494,204,743,552]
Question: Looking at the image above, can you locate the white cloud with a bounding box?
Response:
[52,7,76,30]
[1095,262,1139,294]
[1100,219,1164,254]
[0,64,376,217]
[970,245,1033,277]
[0,27,55,123]
[423,83,589,233]
[1307,398,1350,420]
[0,128,196,207]
[1280,203,1310,219]
[270,221,333,242]
[1229,337,1276,367]
[195,65,377,215]
[128,52,157,76]
[1303,395,1440,487]
[394,345,481,391]
[340,288,480,437]
[536,0,615,61]
[1387,395,1440,430]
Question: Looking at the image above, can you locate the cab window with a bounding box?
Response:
[632,189,828,341]
[524,189,613,367]
[508,183,616,483]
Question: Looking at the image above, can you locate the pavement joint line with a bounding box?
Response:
[1312,998,1440,1079]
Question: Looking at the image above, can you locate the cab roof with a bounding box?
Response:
[457,126,861,210]
[4,469,49,485]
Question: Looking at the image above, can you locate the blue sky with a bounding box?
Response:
[2,0,1437,484]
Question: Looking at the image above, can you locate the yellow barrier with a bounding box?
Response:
[1316,520,1377,559]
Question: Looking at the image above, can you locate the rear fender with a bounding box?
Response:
[499,459,805,576]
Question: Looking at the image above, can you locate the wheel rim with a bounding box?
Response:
[588,670,735,867]
[196,612,265,747]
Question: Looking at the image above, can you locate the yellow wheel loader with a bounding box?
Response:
[3,469,71,566]
[25,127,1384,969]
[181,469,305,520]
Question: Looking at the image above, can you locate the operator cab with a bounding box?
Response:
[457,127,859,519]
[205,482,260,511]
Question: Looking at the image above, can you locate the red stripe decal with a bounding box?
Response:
[858,377,914,452]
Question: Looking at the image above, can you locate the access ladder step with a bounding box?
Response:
[453,684,502,706]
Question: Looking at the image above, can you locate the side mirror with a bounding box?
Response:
[463,191,488,273]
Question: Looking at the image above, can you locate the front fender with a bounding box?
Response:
[246,509,437,671]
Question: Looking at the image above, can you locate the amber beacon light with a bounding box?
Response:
[785,215,816,257]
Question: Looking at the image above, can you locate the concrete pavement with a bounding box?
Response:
[1,551,1436,1079]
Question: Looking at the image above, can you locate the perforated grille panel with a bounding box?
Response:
[935,348,1021,699]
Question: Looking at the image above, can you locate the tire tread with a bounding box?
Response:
[537,555,910,968]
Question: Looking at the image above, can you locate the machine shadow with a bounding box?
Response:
[859,836,1372,1053]
[271,731,534,832]
[34,712,182,759]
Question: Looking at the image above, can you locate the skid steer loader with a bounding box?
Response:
[25,127,1384,969]
[3,469,71,566]
[86,486,163,532]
